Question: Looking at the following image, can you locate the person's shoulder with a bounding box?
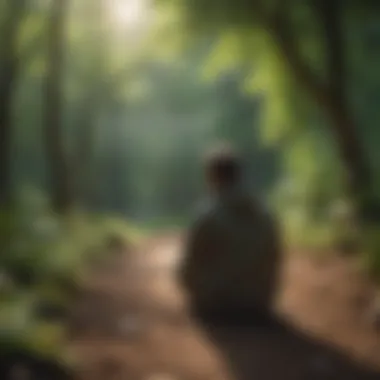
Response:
[189,198,217,229]
[196,197,215,216]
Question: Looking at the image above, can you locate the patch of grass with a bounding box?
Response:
[280,212,337,252]
[93,214,146,245]
[133,216,187,232]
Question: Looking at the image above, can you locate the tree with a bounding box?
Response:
[163,0,378,217]
[72,65,142,210]
[44,0,72,213]
[0,0,27,207]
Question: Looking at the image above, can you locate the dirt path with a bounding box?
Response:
[69,233,380,380]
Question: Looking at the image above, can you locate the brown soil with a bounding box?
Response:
[68,233,380,380]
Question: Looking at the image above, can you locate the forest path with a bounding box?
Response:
[69,232,380,380]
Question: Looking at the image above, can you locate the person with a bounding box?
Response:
[178,144,282,327]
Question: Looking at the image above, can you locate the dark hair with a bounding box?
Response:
[204,144,241,186]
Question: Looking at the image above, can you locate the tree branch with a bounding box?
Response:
[263,5,330,109]
[252,1,370,200]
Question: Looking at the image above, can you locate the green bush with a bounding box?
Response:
[0,187,145,369]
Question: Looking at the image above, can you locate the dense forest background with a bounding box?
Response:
[3,0,281,222]
[1,0,380,372]
[2,1,380,228]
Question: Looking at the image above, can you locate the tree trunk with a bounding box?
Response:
[44,0,72,213]
[73,64,139,209]
[315,0,371,203]
[0,1,27,208]
[73,94,99,209]
[267,4,371,215]
[324,98,370,200]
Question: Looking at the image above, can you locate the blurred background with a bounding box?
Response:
[0,0,380,378]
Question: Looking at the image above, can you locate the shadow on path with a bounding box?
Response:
[201,318,380,380]
[70,234,380,380]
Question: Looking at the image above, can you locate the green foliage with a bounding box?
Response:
[362,227,380,282]
[2,0,380,287]
[0,187,144,362]
[155,0,380,261]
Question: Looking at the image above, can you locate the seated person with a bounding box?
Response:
[178,145,282,327]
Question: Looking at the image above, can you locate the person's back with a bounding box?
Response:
[179,145,281,325]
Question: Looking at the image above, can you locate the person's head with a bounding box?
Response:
[203,144,242,193]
